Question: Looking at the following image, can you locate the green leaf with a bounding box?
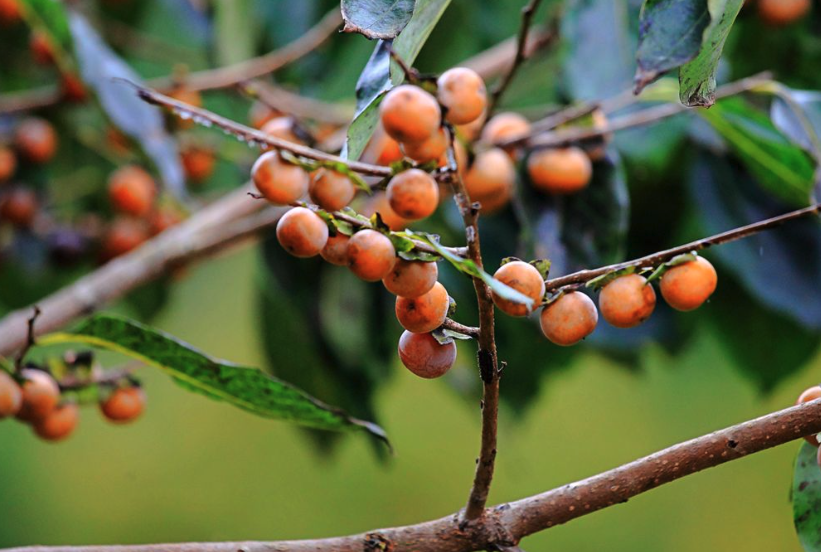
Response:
[678,0,743,107]
[343,0,452,160]
[634,0,710,93]
[19,0,71,53]
[770,87,821,160]
[698,97,816,205]
[341,0,416,40]
[37,314,388,442]
[67,12,186,199]
[793,441,821,552]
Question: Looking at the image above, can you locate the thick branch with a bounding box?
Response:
[6,400,821,552]
[545,203,821,292]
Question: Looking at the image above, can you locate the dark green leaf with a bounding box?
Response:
[344,0,452,160]
[341,0,415,40]
[678,0,743,107]
[793,441,821,552]
[698,97,816,205]
[634,0,710,93]
[38,313,388,441]
[68,12,186,199]
[124,278,172,321]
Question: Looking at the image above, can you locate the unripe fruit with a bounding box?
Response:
[491,261,545,317]
[0,371,22,418]
[15,118,57,164]
[395,281,449,333]
[539,292,598,346]
[100,387,145,423]
[363,192,410,231]
[383,259,438,298]
[33,403,78,442]
[16,369,60,422]
[402,128,448,164]
[797,386,821,446]
[757,0,810,26]
[261,117,303,145]
[380,85,441,144]
[108,165,157,217]
[481,112,531,145]
[0,188,38,228]
[398,330,457,379]
[0,147,16,182]
[276,206,329,258]
[320,233,351,266]
[252,150,310,205]
[659,257,717,312]
[30,32,55,65]
[100,218,149,261]
[309,169,356,212]
[149,206,183,236]
[599,274,656,328]
[528,147,592,195]
[437,67,487,125]
[181,146,215,183]
[463,148,516,214]
[347,229,396,281]
[387,169,439,221]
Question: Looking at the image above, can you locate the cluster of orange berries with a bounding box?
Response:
[0,360,145,442]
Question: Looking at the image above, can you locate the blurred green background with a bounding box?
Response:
[0,246,818,551]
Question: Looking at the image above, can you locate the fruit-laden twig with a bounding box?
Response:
[0,8,343,115]
[5,398,821,552]
[544,202,821,292]
[494,72,774,149]
[131,82,394,178]
[487,0,552,115]
[441,132,502,521]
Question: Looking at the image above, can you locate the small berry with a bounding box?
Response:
[395,281,449,333]
[100,218,149,261]
[528,147,592,195]
[320,233,351,266]
[15,118,57,164]
[347,229,396,281]
[0,187,38,228]
[309,169,356,212]
[0,146,16,182]
[758,0,810,25]
[361,122,404,166]
[181,146,215,183]
[33,403,78,442]
[249,101,281,129]
[0,371,22,418]
[108,165,157,217]
[276,206,329,258]
[0,0,21,25]
[599,274,657,329]
[402,128,449,164]
[383,259,438,298]
[437,67,487,125]
[16,369,60,422]
[100,387,145,423]
[481,112,531,146]
[797,386,821,446]
[539,292,598,346]
[149,206,183,236]
[380,85,442,144]
[659,257,717,312]
[463,148,516,214]
[456,110,487,142]
[387,169,439,221]
[261,117,303,146]
[398,331,457,379]
[491,261,545,317]
[363,192,410,231]
[252,151,309,205]
[61,73,88,103]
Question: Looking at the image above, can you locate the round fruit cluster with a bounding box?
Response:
[0,356,145,442]
[491,255,718,346]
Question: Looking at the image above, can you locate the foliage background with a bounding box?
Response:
[1,0,821,550]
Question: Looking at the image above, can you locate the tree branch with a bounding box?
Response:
[487,0,550,115]
[544,202,821,292]
[6,399,821,552]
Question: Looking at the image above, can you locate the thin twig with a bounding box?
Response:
[388,48,421,84]
[6,399,821,552]
[441,319,481,339]
[487,0,549,115]
[14,306,41,371]
[545,203,821,292]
